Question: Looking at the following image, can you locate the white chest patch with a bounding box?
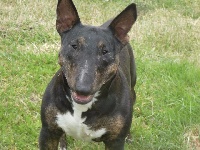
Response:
[56,92,106,141]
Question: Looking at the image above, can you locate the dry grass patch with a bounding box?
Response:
[131,8,200,65]
[184,126,200,150]
[0,0,56,29]
[17,43,60,54]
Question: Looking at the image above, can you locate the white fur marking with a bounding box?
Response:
[56,92,106,141]
[79,60,89,82]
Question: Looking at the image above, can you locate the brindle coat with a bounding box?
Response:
[39,0,137,149]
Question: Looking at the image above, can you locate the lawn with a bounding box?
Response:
[0,0,200,149]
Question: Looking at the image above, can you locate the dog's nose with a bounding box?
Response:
[75,83,92,96]
[75,60,95,96]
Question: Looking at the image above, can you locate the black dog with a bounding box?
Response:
[39,0,137,149]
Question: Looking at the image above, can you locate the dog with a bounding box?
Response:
[39,0,137,149]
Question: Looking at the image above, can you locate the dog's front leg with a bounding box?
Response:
[39,127,64,150]
[59,133,67,150]
[104,139,125,150]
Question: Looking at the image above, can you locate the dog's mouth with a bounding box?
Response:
[71,91,94,104]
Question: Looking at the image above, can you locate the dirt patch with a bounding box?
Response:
[184,127,200,150]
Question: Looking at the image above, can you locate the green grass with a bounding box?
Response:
[0,0,200,149]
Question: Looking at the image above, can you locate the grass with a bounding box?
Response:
[0,0,200,149]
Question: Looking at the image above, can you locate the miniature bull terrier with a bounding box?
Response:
[39,0,137,149]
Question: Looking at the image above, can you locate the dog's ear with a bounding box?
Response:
[56,0,80,33]
[109,3,137,44]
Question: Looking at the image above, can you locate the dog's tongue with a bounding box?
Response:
[72,92,93,104]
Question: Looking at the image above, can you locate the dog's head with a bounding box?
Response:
[56,0,137,104]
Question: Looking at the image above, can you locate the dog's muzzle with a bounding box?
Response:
[71,91,94,104]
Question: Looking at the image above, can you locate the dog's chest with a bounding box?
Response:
[56,101,106,141]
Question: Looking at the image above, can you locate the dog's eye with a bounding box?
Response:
[101,45,108,55]
[102,49,108,55]
[71,44,78,50]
